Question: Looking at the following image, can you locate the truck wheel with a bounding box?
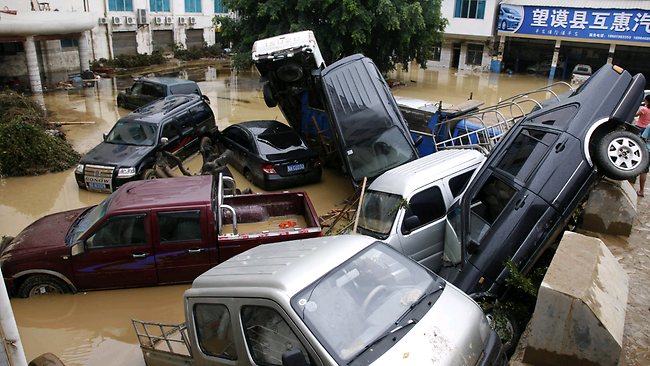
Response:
[263,83,277,108]
[483,303,520,356]
[244,169,254,183]
[141,168,157,180]
[18,275,68,298]
[595,130,648,180]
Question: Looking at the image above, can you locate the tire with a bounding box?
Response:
[244,169,254,183]
[18,274,68,298]
[263,83,277,108]
[141,168,157,180]
[483,303,520,357]
[595,130,648,180]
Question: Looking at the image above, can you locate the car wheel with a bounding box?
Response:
[18,274,68,298]
[117,96,125,108]
[244,169,254,183]
[141,168,158,180]
[483,302,520,357]
[263,83,277,108]
[595,130,648,180]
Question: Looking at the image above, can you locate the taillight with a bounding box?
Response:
[261,164,277,175]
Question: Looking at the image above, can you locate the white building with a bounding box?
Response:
[0,0,231,92]
[427,0,500,72]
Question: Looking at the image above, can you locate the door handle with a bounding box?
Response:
[187,248,203,254]
[514,194,528,210]
[555,138,567,153]
[132,252,149,259]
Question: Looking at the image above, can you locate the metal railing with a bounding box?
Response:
[132,319,192,356]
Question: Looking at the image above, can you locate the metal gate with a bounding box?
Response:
[152,30,174,51]
[112,31,137,56]
[185,29,204,49]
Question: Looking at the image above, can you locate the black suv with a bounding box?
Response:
[116,77,207,110]
[76,94,216,193]
[439,64,647,299]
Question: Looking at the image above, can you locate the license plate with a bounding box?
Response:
[88,182,108,190]
[287,163,305,172]
[85,177,111,192]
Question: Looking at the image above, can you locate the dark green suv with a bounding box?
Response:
[116,77,207,110]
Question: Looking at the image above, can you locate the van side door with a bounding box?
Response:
[72,212,157,290]
[153,208,212,283]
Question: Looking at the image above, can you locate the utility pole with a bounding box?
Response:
[0,268,27,366]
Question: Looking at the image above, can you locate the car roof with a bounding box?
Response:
[140,77,198,86]
[108,175,212,213]
[189,235,377,298]
[121,94,204,123]
[229,120,294,136]
[368,149,485,197]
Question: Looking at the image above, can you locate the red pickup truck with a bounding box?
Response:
[0,174,321,297]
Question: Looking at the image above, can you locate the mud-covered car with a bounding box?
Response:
[439,64,647,299]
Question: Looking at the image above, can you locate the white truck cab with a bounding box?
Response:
[356,149,485,272]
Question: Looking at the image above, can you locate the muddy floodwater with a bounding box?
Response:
[1,65,647,365]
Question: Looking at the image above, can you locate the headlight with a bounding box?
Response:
[117,167,137,178]
[75,164,85,174]
[479,311,491,344]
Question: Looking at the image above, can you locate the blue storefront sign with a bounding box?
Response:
[497,4,650,44]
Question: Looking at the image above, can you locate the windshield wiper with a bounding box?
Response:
[346,319,418,366]
[394,284,445,325]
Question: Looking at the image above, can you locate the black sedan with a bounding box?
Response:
[216,120,322,190]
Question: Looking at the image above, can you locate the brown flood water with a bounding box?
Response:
[1,66,645,365]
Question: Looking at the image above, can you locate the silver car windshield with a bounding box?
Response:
[292,243,437,363]
[357,190,403,236]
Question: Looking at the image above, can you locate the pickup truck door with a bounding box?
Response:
[72,213,157,290]
[154,208,212,283]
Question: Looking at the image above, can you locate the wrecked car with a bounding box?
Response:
[437,64,647,299]
[133,235,506,366]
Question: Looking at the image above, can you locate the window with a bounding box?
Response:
[455,0,486,19]
[241,306,311,365]
[108,0,133,11]
[185,0,201,13]
[469,176,515,242]
[0,42,24,56]
[149,0,170,12]
[60,39,78,48]
[141,83,165,98]
[170,84,200,95]
[158,210,202,243]
[194,304,237,360]
[214,0,228,13]
[190,104,212,122]
[496,129,557,182]
[162,122,179,140]
[401,186,445,234]
[432,43,442,62]
[449,169,476,198]
[87,214,146,249]
[466,44,484,66]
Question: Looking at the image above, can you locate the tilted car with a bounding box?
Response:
[116,77,208,110]
[215,120,322,190]
[438,64,647,299]
[76,94,216,192]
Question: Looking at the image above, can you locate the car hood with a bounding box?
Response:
[1,207,87,260]
[371,286,487,365]
[80,141,155,167]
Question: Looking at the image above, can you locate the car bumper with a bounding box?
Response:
[75,172,141,193]
[478,329,508,366]
[261,168,322,190]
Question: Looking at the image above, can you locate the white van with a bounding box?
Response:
[356,149,485,271]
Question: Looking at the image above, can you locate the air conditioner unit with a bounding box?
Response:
[98,17,108,25]
[188,16,196,25]
[178,17,187,25]
[154,16,163,25]
[126,16,136,25]
[112,16,122,25]
[164,16,173,24]
[136,9,147,25]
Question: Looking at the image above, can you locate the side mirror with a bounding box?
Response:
[402,215,421,235]
[414,135,424,148]
[160,137,169,145]
[201,95,211,104]
[282,349,308,366]
[71,241,85,256]
[467,239,481,254]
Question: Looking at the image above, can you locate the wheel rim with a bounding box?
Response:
[29,284,63,296]
[607,136,643,171]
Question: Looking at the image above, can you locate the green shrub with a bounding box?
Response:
[0,90,47,128]
[91,50,166,69]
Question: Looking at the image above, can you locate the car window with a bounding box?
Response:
[524,105,577,128]
[162,122,179,139]
[241,306,311,366]
[449,169,476,198]
[357,190,402,236]
[190,103,212,122]
[495,128,558,182]
[86,214,147,249]
[178,112,194,135]
[106,121,157,146]
[158,210,202,243]
[469,176,516,243]
[170,84,201,95]
[225,128,254,151]
[131,82,144,95]
[194,303,237,360]
[257,131,305,155]
[401,186,445,234]
[142,82,165,98]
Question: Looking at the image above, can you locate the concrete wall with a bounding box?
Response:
[441,0,498,37]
